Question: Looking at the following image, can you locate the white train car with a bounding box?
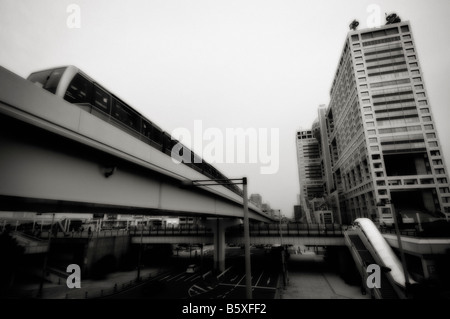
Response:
[26,66,243,196]
[354,217,414,288]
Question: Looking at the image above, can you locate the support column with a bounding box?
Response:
[214,219,226,273]
[206,218,241,274]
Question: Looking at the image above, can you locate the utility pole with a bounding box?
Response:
[389,200,410,297]
[37,213,55,298]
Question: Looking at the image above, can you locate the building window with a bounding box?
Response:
[371,146,379,151]
[429,141,438,147]
[431,150,440,156]
[413,77,421,82]
[419,101,428,106]
[363,106,372,112]
[367,122,375,127]
[368,129,376,135]
[424,124,433,130]
[365,114,374,119]
[352,34,359,41]
[412,70,420,75]
[401,25,410,32]
[417,92,426,98]
[426,133,436,138]
[423,116,432,122]
[403,34,411,39]
[408,55,417,61]
[405,41,413,46]
[369,138,377,143]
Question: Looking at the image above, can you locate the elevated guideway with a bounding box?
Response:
[0,65,273,223]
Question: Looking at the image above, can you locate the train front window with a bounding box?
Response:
[64,73,93,104]
[28,67,66,94]
[28,70,53,87]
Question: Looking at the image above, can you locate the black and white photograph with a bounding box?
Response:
[1,0,450,313]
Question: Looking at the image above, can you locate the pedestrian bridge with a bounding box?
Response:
[129,223,347,246]
[0,65,272,223]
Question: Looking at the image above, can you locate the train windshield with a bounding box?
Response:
[28,67,66,94]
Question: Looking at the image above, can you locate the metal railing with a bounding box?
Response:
[226,223,347,237]
[131,225,214,237]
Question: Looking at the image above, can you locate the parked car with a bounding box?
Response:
[186,264,199,274]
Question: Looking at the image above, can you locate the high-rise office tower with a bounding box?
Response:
[306,16,450,224]
[296,129,323,223]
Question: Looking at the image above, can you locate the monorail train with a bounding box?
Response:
[353,218,415,288]
[27,65,242,196]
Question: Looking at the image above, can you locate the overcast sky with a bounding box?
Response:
[1,0,450,218]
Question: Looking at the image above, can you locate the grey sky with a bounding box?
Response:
[1,0,450,218]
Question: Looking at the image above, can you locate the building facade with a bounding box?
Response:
[296,129,324,223]
[303,19,450,225]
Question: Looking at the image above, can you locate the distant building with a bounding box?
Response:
[249,193,263,208]
[261,203,271,214]
[296,129,323,223]
[293,205,303,222]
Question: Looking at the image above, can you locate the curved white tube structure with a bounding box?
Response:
[354,217,413,288]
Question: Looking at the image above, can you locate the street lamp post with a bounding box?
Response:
[389,200,410,297]
[278,210,287,288]
[378,199,410,297]
[37,213,55,298]
[182,177,252,299]
[136,225,143,282]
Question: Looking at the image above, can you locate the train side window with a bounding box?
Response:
[162,133,172,154]
[142,119,152,139]
[151,126,162,145]
[64,73,93,104]
[93,85,111,114]
[112,99,140,131]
